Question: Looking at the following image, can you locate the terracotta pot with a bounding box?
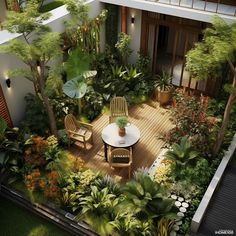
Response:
[118,127,126,137]
[155,88,173,106]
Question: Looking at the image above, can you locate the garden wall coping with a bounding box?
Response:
[191,133,236,233]
[0,184,98,236]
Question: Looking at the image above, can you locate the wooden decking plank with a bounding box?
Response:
[69,101,173,181]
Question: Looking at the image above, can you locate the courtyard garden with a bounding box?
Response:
[0,0,236,235]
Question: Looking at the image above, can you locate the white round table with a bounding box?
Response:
[101,123,141,161]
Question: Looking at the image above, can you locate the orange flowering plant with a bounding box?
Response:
[24,136,47,168]
[44,171,60,200]
[24,169,60,200]
[24,168,43,192]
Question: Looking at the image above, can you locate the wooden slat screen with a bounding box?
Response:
[208,0,236,6]
[0,85,13,127]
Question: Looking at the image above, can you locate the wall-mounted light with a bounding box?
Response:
[6,78,11,88]
[131,16,135,24]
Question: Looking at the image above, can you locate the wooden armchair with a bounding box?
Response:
[109,96,128,123]
[64,114,93,149]
[108,147,132,179]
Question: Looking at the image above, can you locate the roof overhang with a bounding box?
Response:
[100,0,236,24]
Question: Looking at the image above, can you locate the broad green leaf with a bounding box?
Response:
[63,77,87,99]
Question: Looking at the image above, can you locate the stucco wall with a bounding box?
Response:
[0,0,105,126]
[127,8,142,64]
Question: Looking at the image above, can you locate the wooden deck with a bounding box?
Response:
[70,100,174,181]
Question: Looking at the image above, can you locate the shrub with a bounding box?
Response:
[164,136,199,168]
[178,158,212,186]
[122,171,177,221]
[164,91,215,156]
[154,160,172,186]
[83,88,104,121]
[21,94,49,136]
[24,136,47,168]
[79,186,118,235]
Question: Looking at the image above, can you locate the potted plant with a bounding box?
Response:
[154,70,173,105]
[115,116,129,137]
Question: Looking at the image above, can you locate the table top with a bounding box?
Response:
[101,123,141,148]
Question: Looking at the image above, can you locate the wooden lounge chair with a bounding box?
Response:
[64,114,93,149]
[108,147,132,179]
[109,96,128,123]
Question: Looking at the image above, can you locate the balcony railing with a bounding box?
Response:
[152,0,236,16]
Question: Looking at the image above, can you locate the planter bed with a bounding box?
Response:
[0,184,98,236]
[147,133,236,235]
[190,133,236,233]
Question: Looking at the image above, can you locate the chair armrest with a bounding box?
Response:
[68,130,85,138]
[77,121,93,131]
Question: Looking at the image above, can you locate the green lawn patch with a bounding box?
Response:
[0,196,71,236]
[39,1,64,13]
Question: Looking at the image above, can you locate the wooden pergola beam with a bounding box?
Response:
[121,6,128,33]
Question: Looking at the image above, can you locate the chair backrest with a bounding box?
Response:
[110,97,128,122]
[109,148,132,165]
[64,114,77,132]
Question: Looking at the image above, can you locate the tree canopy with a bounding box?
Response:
[186,16,236,154]
[0,0,62,136]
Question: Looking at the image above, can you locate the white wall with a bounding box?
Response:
[100,0,236,24]
[127,8,142,64]
[0,0,105,126]
[0,52,35,126]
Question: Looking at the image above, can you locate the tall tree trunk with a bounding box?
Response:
[213,76,236,155]
[40,89,58,137]
[37,66,58,137]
